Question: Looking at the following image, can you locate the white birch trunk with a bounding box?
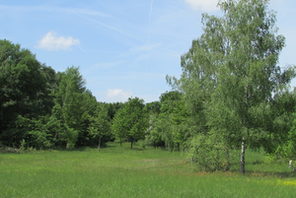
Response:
[240,137,246,174]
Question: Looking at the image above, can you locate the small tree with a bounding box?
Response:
[51,67,89,148]
[15,115,52,149]
[276,111,296,159]
[88,106,111,149]
[112,98,148,149]
[148,91,189,151]
[189,132,232,172]
[111,107,128,145]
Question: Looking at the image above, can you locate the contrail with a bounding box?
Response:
[148,0,155,43]
[149,0,154,25]
[78,14,141,42]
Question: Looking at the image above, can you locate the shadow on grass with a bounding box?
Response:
[220,160,296,178]
[251,160,264,165]
[245,170,296,178]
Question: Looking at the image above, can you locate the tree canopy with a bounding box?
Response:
[112,98,148,149]
[169,0,295,172]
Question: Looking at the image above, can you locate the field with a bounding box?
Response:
[1,143,296,198]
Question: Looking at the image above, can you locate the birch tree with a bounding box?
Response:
[173,0,295,173]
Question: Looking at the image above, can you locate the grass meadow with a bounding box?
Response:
[1,143,296,198]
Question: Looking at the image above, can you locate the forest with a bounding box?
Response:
[1,0,296,176]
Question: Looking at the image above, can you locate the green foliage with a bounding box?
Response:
[52,67,86,129]
[76,91,98,147]
[63,126,78,149]
[145,114,165,148]
[0,63,103,150]
[112,98,148,148]
[144,101,160,114]
[270,91,296,153]
[169,0,296,170]
[111,108,128,144]
[14,116,52,149]
[146,91,190,151]
[106,102,124,120]
[88,105,111,148]
[15,116,52,149]
[0,40,56,146]
[275,112,296,159]
[51,67,97,148]
[26,130,52,149]
[189,133,232,172]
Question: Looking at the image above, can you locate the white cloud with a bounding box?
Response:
[37,32,80,51]
[106,89,132,102]
[185,0,219,11]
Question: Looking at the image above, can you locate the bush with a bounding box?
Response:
[275,131,296,159]
[65,126,78,149]
[26,130,52,149]
[189,132,232,172]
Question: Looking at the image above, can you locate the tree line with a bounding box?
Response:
[0,0,295,173]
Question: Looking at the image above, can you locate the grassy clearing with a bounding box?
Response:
[1,143,296,198]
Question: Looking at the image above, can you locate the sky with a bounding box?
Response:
[0,0,295,103]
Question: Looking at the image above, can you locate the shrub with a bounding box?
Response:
[26,130,52,149]
[189,132,232,172]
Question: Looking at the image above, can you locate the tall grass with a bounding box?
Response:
[1,143,295,198]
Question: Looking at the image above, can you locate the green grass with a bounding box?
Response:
[1,143,296,198]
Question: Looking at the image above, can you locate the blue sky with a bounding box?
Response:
[0,0,295,102]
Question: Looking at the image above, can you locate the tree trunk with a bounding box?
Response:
[240,137,246,174]
[130,140,133,149]
[97,137,101,150]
